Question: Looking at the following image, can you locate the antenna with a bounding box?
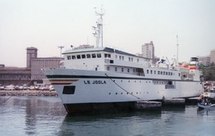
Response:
[93,7,104,48]
[176,34,179,65]
[58,46,64,57]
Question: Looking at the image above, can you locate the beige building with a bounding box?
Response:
[31,57,62,82]
[26,47,63,83]
[198,56,210,66]
[0,66,31,85]
[210,49,215,64]
[142,41,155,63]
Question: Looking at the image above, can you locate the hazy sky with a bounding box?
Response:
[0,0,215,67]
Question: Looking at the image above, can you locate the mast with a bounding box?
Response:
[176,34,179,65]
[92,7,104,48]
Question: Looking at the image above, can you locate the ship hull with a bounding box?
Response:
[45,68,203,114]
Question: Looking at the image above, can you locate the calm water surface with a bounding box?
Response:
[0,96,215,136]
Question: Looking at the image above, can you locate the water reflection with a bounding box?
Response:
[57,111,162,136]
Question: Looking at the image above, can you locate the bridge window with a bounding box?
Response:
[81,54,86,59]
[67,56,71,60]
[77,55,81,59]
[97,53,101,58]
[87,54,91,58]
[92,54,96,58]
[105,54,111,58]
[72,55,76,59]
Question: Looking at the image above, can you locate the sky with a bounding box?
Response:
[0,0,215,67]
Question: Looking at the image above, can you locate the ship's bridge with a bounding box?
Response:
[62,46,150,75]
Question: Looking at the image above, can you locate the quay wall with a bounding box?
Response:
[0,90,57,96]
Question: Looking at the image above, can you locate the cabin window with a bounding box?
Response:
[147,70,149,74]
[122,56,124,60]
[121,68,124,72]
[77,55,81,59]
[97,53,101,58]
[87,54,91,58]
[115,55,118,59]
[119,56,122,60]
[107,66,110,71]
[81,54,86,59]
[92,54,96,58]
[72,55,76,59]
[137,59,139,62]
[110,60,114,63]
[154,71,156,74]
[150,70,152,74]
[178,73,180,76]
[105,54,111,58]
[158,71,160,75]
[115,67,117,72]
[127,68,130,73]
[67,56,71,60]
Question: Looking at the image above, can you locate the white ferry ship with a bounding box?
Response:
[44,11,204,114]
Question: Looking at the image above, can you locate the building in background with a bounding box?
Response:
[0,66,31,85]
[31,57,62,83]
[210,49,215,64]
[142,41,155,63]
[198,56,210,66]
[26,47,38,68]
[0,47,62,85]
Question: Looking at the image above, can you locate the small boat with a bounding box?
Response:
[197,102,215,110]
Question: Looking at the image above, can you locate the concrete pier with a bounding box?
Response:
[135,100,162,110]
[162,98,185,106]
[0,90,57,96]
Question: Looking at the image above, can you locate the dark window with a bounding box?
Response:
[105,54,111,58]
[110,60,114,63]
[122,68,124,72]
[77,55,81,59]
[81,54,86,59]
[63,86,76,94]
[115,67,117,71]
[72,55,76,59]
[87,54,91,58]
[147,70,149,74]
[97,53,101,58]
[92,54,96,58]
[67,56,71,60]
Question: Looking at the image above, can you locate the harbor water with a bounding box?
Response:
[0,96,215,136]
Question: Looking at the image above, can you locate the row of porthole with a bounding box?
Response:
[108,91,149,95]
[113,80,152,83]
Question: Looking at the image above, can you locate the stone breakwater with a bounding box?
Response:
[0,90,58,96]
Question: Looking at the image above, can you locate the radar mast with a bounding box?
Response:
[92,7,104,48]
